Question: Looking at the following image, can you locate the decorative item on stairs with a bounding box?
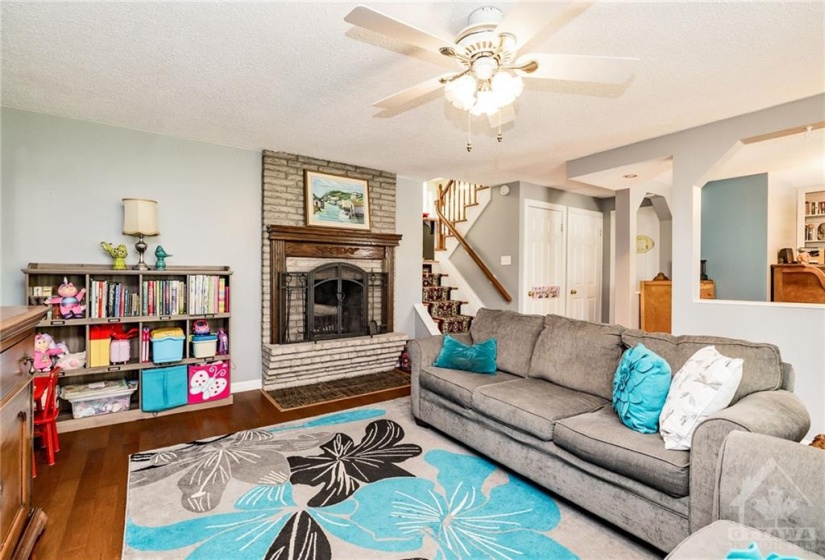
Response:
[100,241,128,270]
[122,198,159,271]
[154,245,171,270]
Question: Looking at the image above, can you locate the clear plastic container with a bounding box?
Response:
[60,379,138,418]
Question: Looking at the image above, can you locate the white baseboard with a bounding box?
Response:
[231,378,262,393]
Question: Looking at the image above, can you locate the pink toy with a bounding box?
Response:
[33,333,65,372]
[216,328,228,355]
[48,277,87,319]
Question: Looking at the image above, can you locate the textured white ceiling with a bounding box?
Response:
[2,2,824,196]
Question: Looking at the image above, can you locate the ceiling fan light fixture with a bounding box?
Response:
[472,56,498,81]
[470,89,500,116]
[444,74,478,110]
[491,71,523,105]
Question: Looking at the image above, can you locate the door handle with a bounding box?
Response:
[570,289,578,295]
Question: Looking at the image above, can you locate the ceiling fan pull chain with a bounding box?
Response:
[497,111,503,143]
[467,112,473,152]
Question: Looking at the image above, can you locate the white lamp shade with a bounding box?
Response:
[122,198,159,236]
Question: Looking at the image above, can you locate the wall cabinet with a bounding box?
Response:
[0,306,46,559]
[22,264,234,433]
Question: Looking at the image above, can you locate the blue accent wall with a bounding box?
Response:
[701,174,768,301]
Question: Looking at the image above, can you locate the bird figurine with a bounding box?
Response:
[154,245,171,270]
[100,242,128,270]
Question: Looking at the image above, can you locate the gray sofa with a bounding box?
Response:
[408,309,811,552]
[667,431,824,559]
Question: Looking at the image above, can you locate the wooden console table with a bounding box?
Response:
[771,264,825,303]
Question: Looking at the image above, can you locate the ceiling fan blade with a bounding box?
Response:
[345,5,458,54]
[495,2,582,52]
[487,105,516,128]
[520,53,638,84]
[373,77,444,110]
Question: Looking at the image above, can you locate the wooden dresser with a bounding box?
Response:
[640,280,715,334]
[1,307,46,560]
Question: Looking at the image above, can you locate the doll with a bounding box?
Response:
[48,277,86,319]
[33,333,65,372]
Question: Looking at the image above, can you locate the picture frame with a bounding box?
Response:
[304,170,371,230]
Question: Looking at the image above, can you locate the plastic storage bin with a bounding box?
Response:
[60,379,138,419]
[141,365,188,412]
[110,339,131,364]
[151,327,184,363]
[188,361,230,404]
[191,334,218,359]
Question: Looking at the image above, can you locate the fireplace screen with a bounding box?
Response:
[278,263,387,343]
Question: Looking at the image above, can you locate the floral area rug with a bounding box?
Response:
[123,398,657,560]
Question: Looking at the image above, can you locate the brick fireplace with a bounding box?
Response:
[260,151,406,390]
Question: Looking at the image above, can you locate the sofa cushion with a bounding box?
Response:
[472,378,608,441]
[419,366,519,409]
[433,335,497,374]
[529,314,625,400]
[613,343,672,434]
[621,330,781,404]
[659,346,743,450]
[470,308,545,377]
[554,407,690,498]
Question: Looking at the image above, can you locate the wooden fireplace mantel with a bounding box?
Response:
[267,225,403,344]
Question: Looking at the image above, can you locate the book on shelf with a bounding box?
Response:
[141,279,186,316]
[187,275,230,315]
[89,280,140,319]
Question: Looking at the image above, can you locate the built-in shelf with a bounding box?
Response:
[58,354,231,378]
[56,395,234,433]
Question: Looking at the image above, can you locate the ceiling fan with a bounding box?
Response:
[344,2,638,147]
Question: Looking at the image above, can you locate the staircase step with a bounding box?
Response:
[433,315,473,334]
[423,285,453,301]
[425,299,465,318]
[422,272,448,287]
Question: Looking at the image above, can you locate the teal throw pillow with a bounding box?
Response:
[612,343,672,434]
[434,335,497,374]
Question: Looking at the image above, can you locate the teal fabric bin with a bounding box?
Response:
[140,365,188,412]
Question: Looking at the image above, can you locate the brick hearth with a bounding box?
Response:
[261,333,408,390]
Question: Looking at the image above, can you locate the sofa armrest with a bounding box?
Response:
[712,431,825,556]
[689,390,811,532]
[408,335,444,418]
[407,333,472,417]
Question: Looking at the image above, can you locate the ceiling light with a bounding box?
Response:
[623,173,638,179]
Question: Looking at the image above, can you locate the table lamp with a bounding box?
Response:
[122,198,159,270]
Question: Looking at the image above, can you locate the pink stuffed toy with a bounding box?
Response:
[48,277,86,319]
[33,333,64,372]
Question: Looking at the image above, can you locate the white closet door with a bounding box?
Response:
[566,208,603,322]
[522,201,566,316]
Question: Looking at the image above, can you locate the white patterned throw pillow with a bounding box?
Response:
[659,346,743,450]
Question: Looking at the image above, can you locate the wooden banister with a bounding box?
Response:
[436,180,512,302]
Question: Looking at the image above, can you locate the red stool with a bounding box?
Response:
[32,368,61,475]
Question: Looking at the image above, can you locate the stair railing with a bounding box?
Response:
[435,180,512,302]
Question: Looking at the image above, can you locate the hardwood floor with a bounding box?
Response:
[30,387,411,560]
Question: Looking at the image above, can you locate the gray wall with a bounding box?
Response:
[1,108,263,385]
[452,180,607,312]
[701,173,768,300]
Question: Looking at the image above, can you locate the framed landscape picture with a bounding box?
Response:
[304,170,371,230]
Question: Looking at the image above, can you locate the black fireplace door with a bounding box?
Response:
[307,263,368,340]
